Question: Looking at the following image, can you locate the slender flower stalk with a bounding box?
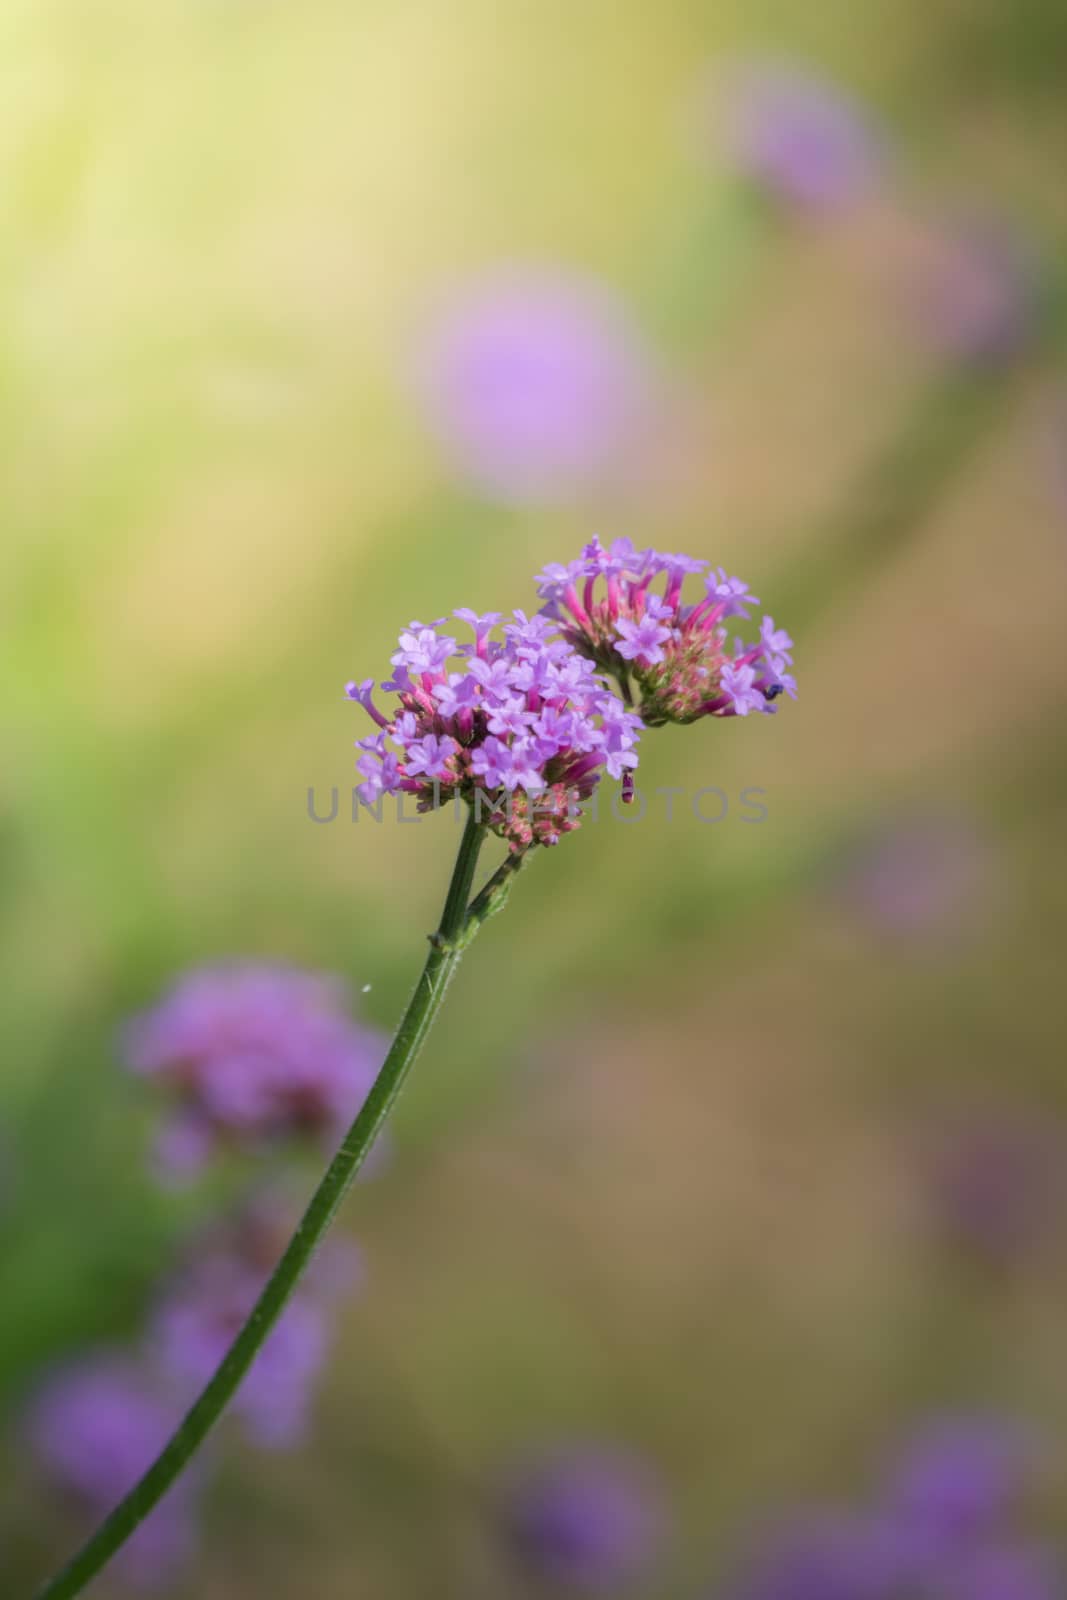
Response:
[33,811,494,1600]
[33,553,791,1597]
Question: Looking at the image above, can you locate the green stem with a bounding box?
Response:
[34,810,490,1600]
[457,849,531,946]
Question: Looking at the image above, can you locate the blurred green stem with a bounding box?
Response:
[35,809,493,1600]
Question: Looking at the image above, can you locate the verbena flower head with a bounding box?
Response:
[724,60,880,214]
[348,610,643,851]
[122,963,385,1176]
[501,1446,665,1591]
[27,1355,199,1588]
[418,269,654,503]
[536,536,795,726]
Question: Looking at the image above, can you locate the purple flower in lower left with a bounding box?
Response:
[26,1356,199,1589]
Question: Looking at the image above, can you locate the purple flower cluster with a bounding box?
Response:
[723,61,881,214]
[26,1357,199,1589]
[501,1445,666,1590]
[348,609,643,850]
[536,536,796,726]
[723,1419,1057,1600]
[123,963,385,1175]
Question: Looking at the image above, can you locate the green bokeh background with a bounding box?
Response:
[2,1,1067,1594]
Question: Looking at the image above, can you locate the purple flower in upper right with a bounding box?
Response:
[536,537,795,728]
[721,60,882,215]
[908,215,1038,367]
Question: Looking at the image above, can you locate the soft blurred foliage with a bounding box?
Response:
[2,0,1067,1594]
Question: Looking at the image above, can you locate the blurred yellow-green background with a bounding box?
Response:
[3,1,1067,1595]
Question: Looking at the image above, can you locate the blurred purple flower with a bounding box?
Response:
[884,1419,1033,1550]
[417,269,657,503]
[834,815,989,943]
[122,963,386,1176]
[723,1511,911,1600]
[912,218,1037,367]
[501,1445,666,1590]
[727,1516,1058,1600]
[723,61,881,214]
[717,1421,1058,1600]
[155,1264,327,1449]
[233,1181,367,1298]
[944,1545,1060,1600]
[924,1112,1064,1269]
[153,1204,359,1450]
[27,1356,198,1589]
